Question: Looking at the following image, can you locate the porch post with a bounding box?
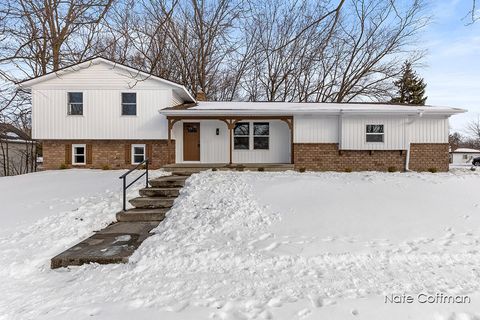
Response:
[228,120,233,165]
[167,118,172,164]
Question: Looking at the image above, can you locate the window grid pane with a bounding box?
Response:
[366,124,384,133]
[253,123,269,136]
[254,137,269,149]
[366,134,384,142]
[134,155,144,163]
[234,137,249,150]
[234,123,249,136]
[68,92,83,103]
[122,104,136,115]
[122,93,136,104]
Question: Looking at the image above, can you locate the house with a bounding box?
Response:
[17,57,465,172]
[0,123,37,176]
[450,148,480,165]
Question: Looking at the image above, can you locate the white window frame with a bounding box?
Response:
[233,122,250,150]
[67,92,83,116]
[365,124,384,143]
[72,144,86,165]
[253,122,270,150]
[121,92,137,116]
[233,122,271,151]
[131,144,146,164]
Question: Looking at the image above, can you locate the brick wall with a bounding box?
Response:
[42,140,175,170]
[409,143,449,172]
[293,143,407,172]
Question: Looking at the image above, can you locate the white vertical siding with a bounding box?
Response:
[294,115,339,143]
[408,117,449,143]
[32,88,172,139]
[31,62,183,140]
[233,120,290,163]
[340,116,407,150]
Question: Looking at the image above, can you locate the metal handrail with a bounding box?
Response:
[119,158,149,211]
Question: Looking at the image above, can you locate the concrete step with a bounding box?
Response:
[149,175,187,188]
[129,196,175,209]
[50,221,159,269]
[139,187,181,197]
[170,171,192,176]
[116,208,168,222]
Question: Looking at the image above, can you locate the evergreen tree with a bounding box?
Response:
[391,61,427,105]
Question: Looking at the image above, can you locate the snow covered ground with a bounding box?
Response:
[1,168,480,320]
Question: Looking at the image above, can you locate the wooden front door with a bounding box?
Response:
[183,123,200,161]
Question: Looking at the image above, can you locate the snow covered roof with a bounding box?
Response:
[451,148,480,153]
[17,57,195,103]
[160,101,465,116]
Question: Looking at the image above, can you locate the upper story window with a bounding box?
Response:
[68,92,83,115]
[122,93,137,116]
[366,124,384,142]
[234,122,249,150]
[72,144,86,165]
[253,122,269,150]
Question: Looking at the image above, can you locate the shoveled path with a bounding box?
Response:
[50,173,188,269]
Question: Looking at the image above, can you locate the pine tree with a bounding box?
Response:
[391,61,427,105]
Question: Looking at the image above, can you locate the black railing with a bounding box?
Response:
[119,159,149,211]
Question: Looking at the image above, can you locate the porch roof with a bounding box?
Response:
[159,101,466,117]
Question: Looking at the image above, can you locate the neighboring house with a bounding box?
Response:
[450,148,480,165]
[17,57,465,172]
[0,123,37,176]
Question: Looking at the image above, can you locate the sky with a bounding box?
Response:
[422,0,480,134]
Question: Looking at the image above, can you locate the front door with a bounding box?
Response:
[183,123,200,161]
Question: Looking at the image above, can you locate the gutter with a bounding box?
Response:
[158,108,465,117]
[404,111,424,171]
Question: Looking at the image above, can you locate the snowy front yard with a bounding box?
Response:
[1,169,480,320]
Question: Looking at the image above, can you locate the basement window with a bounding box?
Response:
[68,92,83,115]
[366,124,384,143]
[234,122,249,150]
[131,144,146,164]
[253,122,269,150]
[72,144,86,165]
[122,92,137,116]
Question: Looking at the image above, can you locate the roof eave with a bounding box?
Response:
[158,108,466,117]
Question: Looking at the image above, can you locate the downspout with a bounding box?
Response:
[405,111,423,171]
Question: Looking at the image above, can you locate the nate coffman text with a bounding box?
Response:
[385,293,471,304]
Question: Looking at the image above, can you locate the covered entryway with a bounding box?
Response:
[167,116,293,165]
[183,122,200,161]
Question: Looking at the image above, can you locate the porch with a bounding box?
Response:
[162,163,295,174]
[166,115,294,165]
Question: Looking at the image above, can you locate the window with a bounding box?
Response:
[131,144,146,164]
[122,92,137,115]
[463,154,469,160]
[68,92,83,115]
[234,122,249,150]
[366,124,384,142]
[72,144,86,165]
[253,122,269,150]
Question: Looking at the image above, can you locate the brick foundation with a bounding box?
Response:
[293,143,406,172]
[409,143,449,172]
[42,140,175,170]
[293,143,450,172]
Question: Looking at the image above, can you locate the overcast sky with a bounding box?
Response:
[422,0,480,134]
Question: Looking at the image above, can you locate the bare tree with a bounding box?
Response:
[466,0,479,24]
[466,116,480,141]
